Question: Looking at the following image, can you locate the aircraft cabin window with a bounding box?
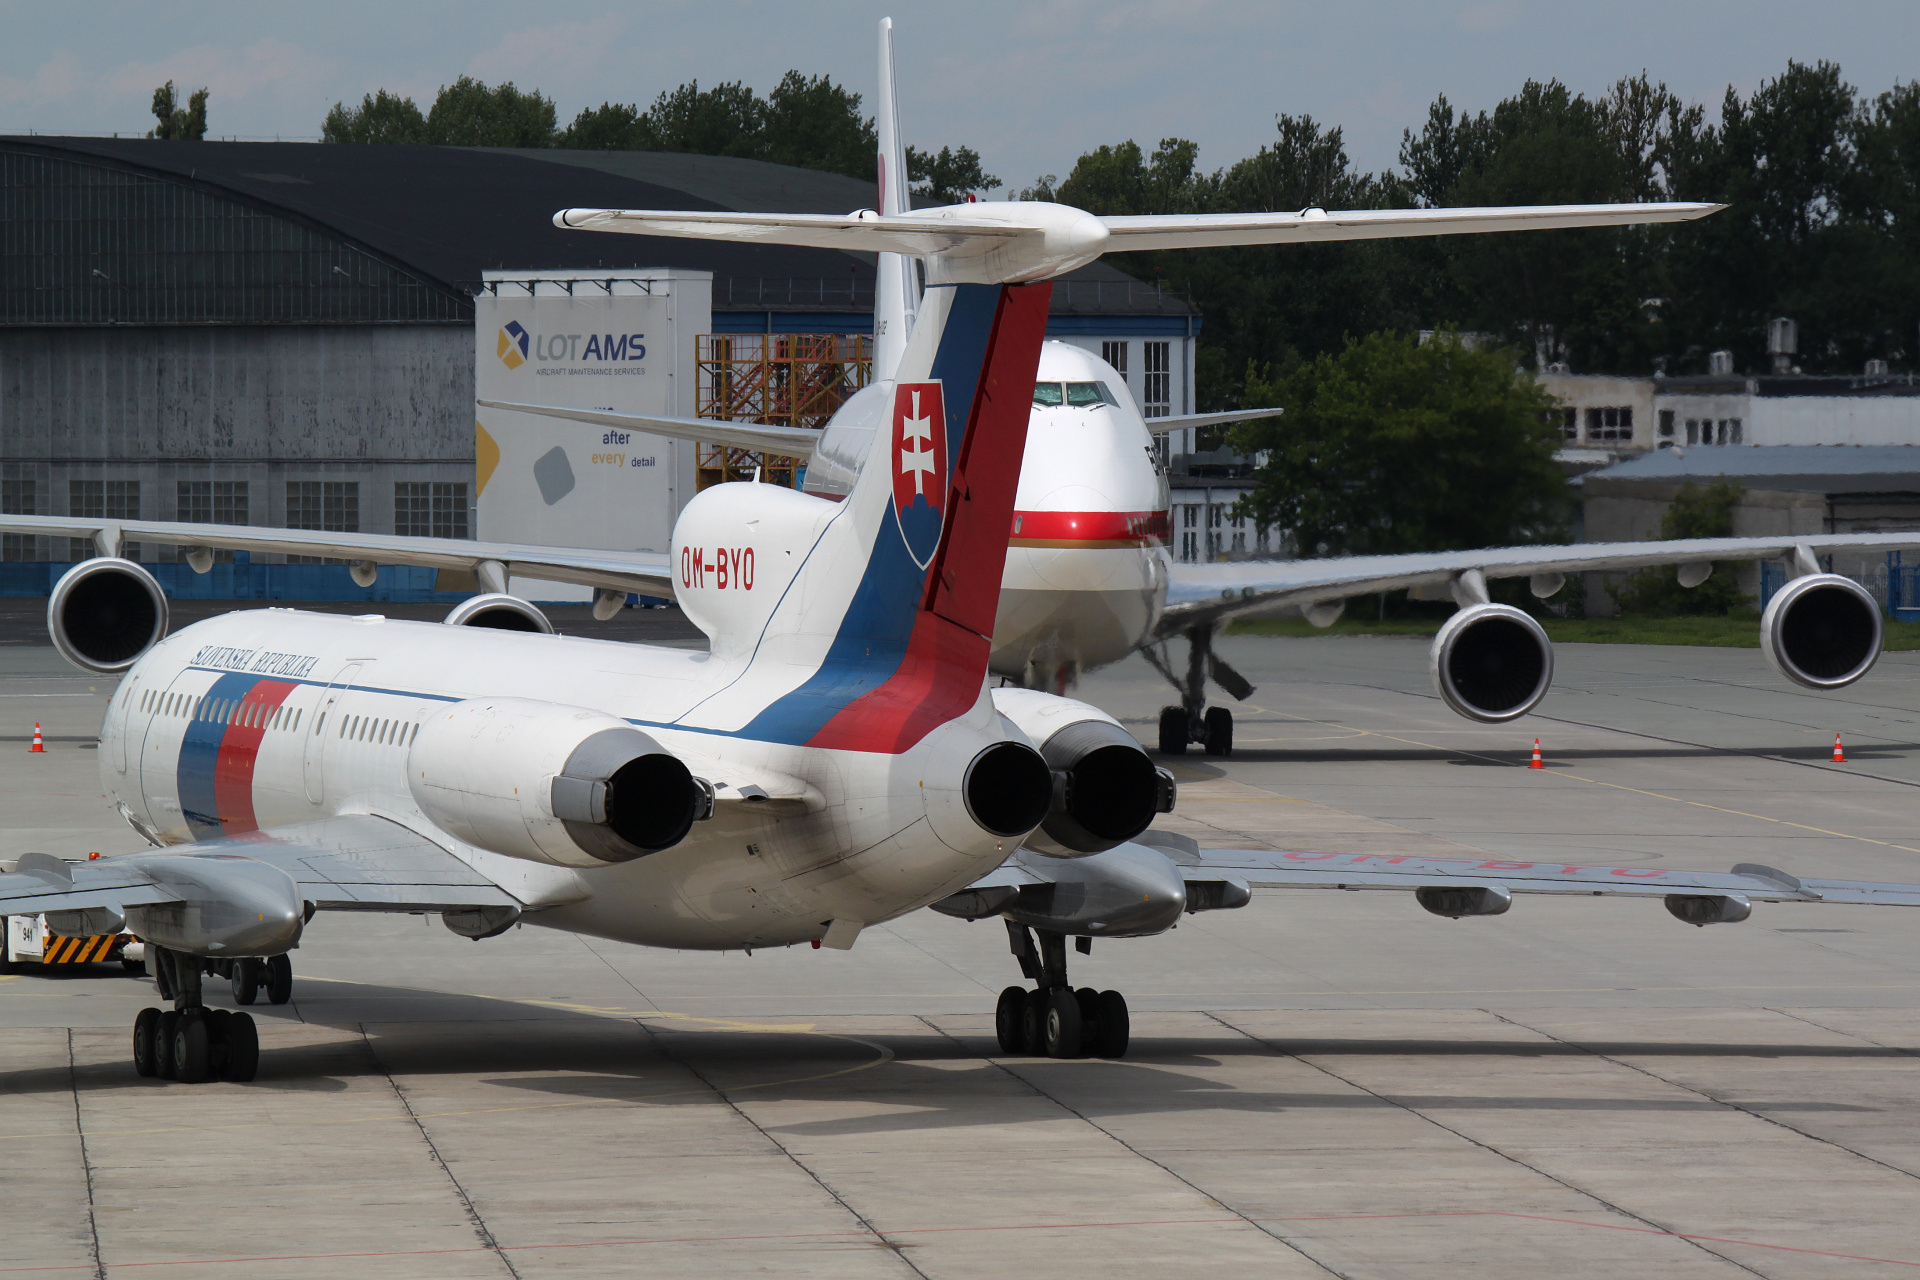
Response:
[1032,382,1065,407]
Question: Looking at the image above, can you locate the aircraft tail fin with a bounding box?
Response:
[874,16,919,377]
[729,280,1051,752]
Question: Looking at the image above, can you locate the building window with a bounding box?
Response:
[1725,418,1743,444]
[1182,504,1199,528]
[176,481,249,563]
[1548,407,1578,441]
[1142,341,1171,418]
[287,481,359,564]
[2,477,34,562]
[1181,530,1198,562]
[1584,406,1633,442]
[1231,531,1246,554]
[395,482,469,540]
[1658,409,1675,441]
[69,480,140,561]
[1101,341,1128,386]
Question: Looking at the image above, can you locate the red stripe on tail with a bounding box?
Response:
[808,283,1052,753]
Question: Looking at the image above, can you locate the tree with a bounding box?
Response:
[1608,481,1749,614]
[761,72,875,180]
[424,76,557,147]
[322,90,428,144]
[1230,332,1566,557]
[558,101,651,151]
[147,81,208,141]
[906,144,999,203]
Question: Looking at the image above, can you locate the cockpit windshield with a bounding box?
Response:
[1033,381,1119,408]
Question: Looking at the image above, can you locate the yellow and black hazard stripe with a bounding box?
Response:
[41,933,129,964]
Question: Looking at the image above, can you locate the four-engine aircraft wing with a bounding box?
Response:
[1159,533,1920,636]
[0,516,676,601]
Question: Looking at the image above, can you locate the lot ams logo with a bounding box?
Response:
[496,321,529,370]
[890,382,947,569]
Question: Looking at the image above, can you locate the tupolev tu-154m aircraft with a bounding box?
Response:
[486,19,1920,762]
[7,19,1920,1086]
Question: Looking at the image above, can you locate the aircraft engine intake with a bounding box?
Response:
[48,558,169,674]
[443,594,554,634]
[410,698,704,867]
[1430,603,1553,722]
[963,741,1054,837]
[1760,573,1881,690]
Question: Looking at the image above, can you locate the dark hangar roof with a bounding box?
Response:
[0,137,1195,323]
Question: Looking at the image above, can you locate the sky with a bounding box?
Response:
[3,1,1917,191]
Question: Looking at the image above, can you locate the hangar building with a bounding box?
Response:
[0,137,1198,596]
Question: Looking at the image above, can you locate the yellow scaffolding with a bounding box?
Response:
[695,333,872,489]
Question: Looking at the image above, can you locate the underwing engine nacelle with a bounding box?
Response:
[990,689,1175,856]
[1760,573,1882,690]
[47,558,169,674]
[409,698,705,867]
[1430,604,1554,723]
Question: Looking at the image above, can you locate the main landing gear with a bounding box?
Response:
[993,923,1130,1059]
[1146,623,1255,757]
[131,945,274,1083]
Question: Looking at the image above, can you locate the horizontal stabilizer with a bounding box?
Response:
[1100,202,1721,252]
[558,200,1722,287]
[478,400,821,459]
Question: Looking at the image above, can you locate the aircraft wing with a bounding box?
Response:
[479,400,821,459]
[0,516,677,601]
[1158,532,1920,636]
[1101,202,1720,252]
[1146,408,1286,435]
[0,816,527,919]
[1164,845,1920,908]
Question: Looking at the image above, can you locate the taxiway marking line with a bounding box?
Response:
[1254,708,1920,855]
[0,1209,1912,1272]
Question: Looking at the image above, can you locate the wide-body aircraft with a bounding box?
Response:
[5,20,1920,1087]
[488,20,1920,762]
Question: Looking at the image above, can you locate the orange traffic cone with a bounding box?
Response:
[1529,738,1544,769]
[1833,733,1847,764]
[29,723,44,753]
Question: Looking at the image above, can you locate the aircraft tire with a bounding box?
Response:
[174,1011,210,1084]
[994,986,1026,1055]
[1043,987,1083,1059]
[1158,707,1188,756]
[231,958,259,1005]
[222,1013,259,1083]
[1020,989,1048,1056]
[1092,990,1130,1059]
[154,1010,180,1080]
[121,957,146,975]
[1203,707,1233,757]
[132,1007,160,1077]
[265,954,292,1005]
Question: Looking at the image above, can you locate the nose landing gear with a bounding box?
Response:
[993,923,1130,1059]
[1146,624,1252,757]
[130,945,269,1083]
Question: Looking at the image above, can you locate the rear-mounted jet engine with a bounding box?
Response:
[48,558,170,674]
[409,698,706,866]
[990,689,1175,855]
